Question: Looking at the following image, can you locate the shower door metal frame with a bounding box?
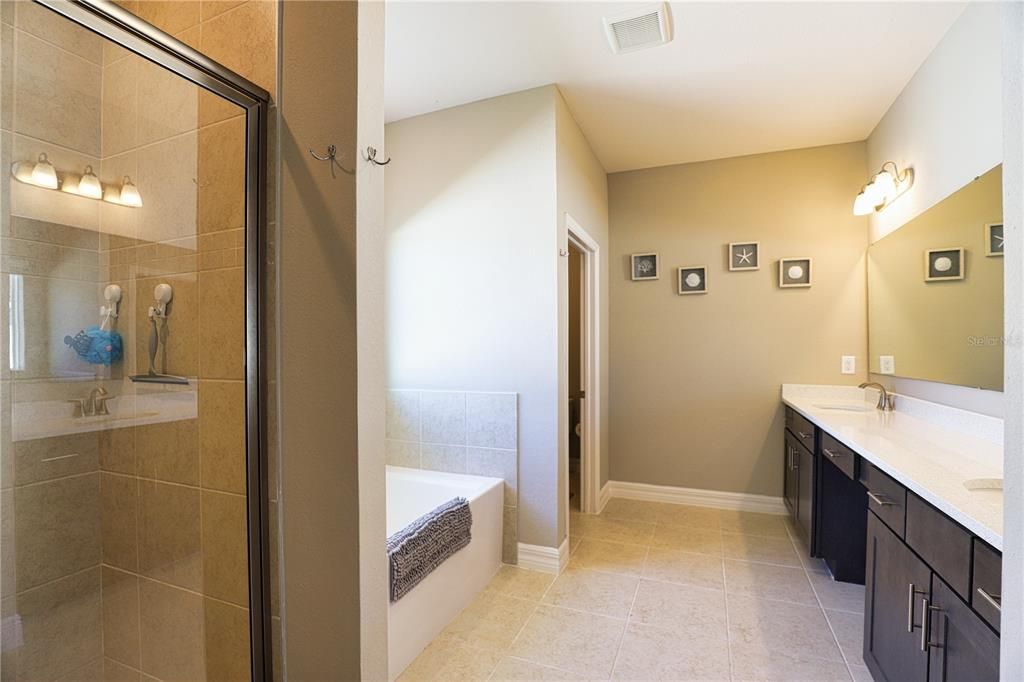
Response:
[26,1,273,679]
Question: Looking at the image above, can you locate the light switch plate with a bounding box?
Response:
[841,356,856,374]
[879,355,896,374]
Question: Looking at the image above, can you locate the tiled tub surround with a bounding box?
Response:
[400,499,868,681]
[386,390,519,563]
[782,384,1003,548]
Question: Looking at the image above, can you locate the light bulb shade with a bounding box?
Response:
[871,170,897,202]
[78,166,102,199]
[30,154,58,189]
[119,176,142,207]
[853,190,876,216]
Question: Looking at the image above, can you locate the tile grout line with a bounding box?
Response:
[604,525,649,682]
[786,524,857,681]
[721,522,737,682]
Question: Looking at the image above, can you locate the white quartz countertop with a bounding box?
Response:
[782,384,1003,550]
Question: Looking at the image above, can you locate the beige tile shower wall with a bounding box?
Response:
[608,142,869,498]
[386,390,520,563]
[0,6,107,680]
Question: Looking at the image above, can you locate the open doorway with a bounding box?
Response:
[566,214,602,519]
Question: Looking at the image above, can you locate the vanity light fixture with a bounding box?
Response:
[853,161,914,216]
[118,176,143,207]
[10,153,61,189]
[77,165,103,199]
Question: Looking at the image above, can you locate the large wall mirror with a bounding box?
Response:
[867,165,1003,391]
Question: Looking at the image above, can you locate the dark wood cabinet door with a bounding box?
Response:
[796,443,814,544]
[783,434,799,520]
[927,576,999,682]
[864,511,931,682]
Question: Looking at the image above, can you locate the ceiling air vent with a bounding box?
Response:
[603,3,673,54]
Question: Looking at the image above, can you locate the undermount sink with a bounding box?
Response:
[812,402,874,413]
[964,478,1003,492]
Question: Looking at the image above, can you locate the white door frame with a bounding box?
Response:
[565,213,601,515]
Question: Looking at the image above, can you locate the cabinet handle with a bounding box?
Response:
[866,491,894,507]
[907,583,926,632]
[798,431,812,440]
[823,447,841,459]
[921,598,944,651]
[976,587,1002,612]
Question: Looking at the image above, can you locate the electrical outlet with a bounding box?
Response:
[879,355,896,375]
[841,356,856,374]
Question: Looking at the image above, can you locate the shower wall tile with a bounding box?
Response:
[197,116,246,233]
[198,266,245,379]
[137,479,201,591]
[137,132,198,243]
[201,0,247,21]
[467,447,518,507]
[467,392,518,449]
[13,31,101,156]
[385,439,420,468]
[135,0,201,36]
[101,55,138,157]
[421,444,467,474]
[420,391,467,445]
[1,24,13,132]
[101,566,140,668]
[137,56,198,146]
[135,419,199,485]
[13,568,102,682]
[198,380,246,494]
[14,473,100,591]
[138,578,206,682]
[99,427,136,475]
[200,490,248,607]
[200,0,276,96]
[100,472,139,572]
[13,432,98,485]
[386,390,420,441]
[203,597,251,681]
[14,0,104,65]
[1,488,14,598]
[102,658,140,681]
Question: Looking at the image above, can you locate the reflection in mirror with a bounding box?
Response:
[868,165,1003,391]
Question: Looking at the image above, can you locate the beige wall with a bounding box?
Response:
[555,89,609,534]
[608,142,868,496]
[868,165,1003,391]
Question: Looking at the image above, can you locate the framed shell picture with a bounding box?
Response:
[925,247,964,281]
[779,257,812,288]
[677,266,708,295]
[728,242,760,271]
[985,223,1004,257]
[631,252,659,280]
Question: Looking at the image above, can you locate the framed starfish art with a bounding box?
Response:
[728,242,760,271]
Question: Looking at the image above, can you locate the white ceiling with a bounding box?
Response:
[384,1,966,173]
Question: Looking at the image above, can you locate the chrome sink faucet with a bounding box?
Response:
[859,382,895,411]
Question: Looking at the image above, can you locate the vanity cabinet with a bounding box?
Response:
[783,408,816,550]
[926,575,1001,682]
[864,510,931,682]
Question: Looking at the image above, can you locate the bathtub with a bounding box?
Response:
[386,465,505,680]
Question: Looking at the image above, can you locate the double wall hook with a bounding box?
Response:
[309,144,337,162]
[364,146,391,166]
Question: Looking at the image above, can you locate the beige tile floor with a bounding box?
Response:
[399,498,869,682]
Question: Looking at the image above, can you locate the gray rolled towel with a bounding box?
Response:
[387,497,473,602]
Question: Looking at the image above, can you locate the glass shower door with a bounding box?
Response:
[0,2,263,679]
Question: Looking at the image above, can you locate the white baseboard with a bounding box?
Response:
[607,480,787,515]
[517,538,569,575]
[597,481,612,514]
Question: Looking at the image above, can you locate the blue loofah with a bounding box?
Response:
[64,326,123,366]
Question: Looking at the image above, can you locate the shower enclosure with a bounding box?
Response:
[0,0,271,678]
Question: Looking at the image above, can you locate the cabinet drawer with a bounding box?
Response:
[859,461,906,538]
[972,540,1002,633]
[906,492,972,600]
[785,407,816,452]
[820,432,857,480]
